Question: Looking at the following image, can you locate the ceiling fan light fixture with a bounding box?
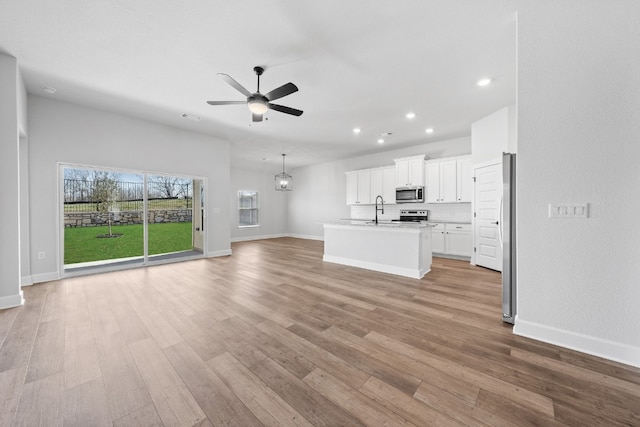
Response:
[247,96,269,115]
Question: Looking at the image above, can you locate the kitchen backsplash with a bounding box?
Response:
[350,203,472,222]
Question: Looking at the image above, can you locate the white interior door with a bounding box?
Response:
[474,162,502,271]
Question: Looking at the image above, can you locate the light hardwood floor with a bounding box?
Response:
[1,237,638,426]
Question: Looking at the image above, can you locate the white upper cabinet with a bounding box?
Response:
[394,155,425,187]
[348,166,396,206]
[357,170,371,204]
[425,156,470,203]
[382,166,396,204]
[456,158,473,202]
[370,166,396,205]
[346,155,470,206]
[346,171,359,205]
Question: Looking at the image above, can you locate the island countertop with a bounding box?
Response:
[323,222,433,279]
[332,220,434,229]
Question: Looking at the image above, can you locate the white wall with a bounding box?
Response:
[471,104,517,164]
[230,167,287,241]
[27,96,232,283]
[287,137,470,239]
[515,1,640,367]
[0,53,24,308]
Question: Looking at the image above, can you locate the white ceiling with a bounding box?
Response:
[0,0,517,171]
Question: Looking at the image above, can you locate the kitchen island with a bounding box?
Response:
[323,222,433,279]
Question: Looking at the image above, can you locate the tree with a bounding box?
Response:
[148,176,191,199]
[91,171,120,236]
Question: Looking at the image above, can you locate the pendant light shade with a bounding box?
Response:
[275,154,293,191]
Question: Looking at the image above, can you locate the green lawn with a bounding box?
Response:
[64,222,193,264]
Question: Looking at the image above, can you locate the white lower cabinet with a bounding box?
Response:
[430,223,471,257]
[431,223,445,253]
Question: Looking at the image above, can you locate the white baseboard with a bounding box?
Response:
[31,272,60,284]
[323,254,428,279]
[231,233,286,243]
[514,318,640,369]
[21,276,34,286]
[0,291,24,309]
[286,233,324,241]
[207,249,232,258]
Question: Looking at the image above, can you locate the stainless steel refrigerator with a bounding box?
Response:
[502,152,517,324]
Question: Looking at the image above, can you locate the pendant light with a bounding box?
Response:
[275,154,293,191]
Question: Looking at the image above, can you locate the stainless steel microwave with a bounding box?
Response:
[395,186,424,203]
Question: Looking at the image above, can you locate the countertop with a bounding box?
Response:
[330,220,433,229]
[340,218,471,225]
[425,220,472,225]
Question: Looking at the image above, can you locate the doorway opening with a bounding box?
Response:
[61,165,205,275]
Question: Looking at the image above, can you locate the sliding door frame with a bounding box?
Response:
[58,162,207,278]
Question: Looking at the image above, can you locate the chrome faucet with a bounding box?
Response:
[375,195,384,224]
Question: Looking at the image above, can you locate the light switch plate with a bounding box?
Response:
[549,203,589,218]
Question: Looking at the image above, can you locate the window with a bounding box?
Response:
[238,191,258,227]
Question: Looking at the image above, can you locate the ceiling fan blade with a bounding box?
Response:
[252,113,263,122]
[268,103,303,117]
[264,82,298,102]
[206,101,246,105]
[217,73,252,97]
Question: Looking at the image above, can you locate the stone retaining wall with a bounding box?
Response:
[64,209,192,228]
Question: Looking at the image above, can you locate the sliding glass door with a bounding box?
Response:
[62,165,204,273]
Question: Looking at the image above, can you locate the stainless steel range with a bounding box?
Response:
[393,210,429,223]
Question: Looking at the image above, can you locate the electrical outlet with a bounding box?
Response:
[549,203,589,218]
[38,251,46,260]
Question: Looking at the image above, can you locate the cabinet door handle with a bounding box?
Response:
[491,221,499,225]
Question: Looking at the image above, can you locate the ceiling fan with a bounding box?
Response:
[207,66,303,122]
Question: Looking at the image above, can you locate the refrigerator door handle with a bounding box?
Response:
[498,197,504,248]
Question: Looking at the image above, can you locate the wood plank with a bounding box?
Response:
[95,332,153,421]
[129,337,206,426]
[359,375,465,427]
[364,330,556,417]
[256,320,370,390]
[208,352,313,427]
[63,278,102,389]
[288,322,422,396]
[13,372,64,426]
[250,356,365,427]
[0,364,27,426]
[303,368,414,426]
[25,318,65,383]
[163,341,263,427]
[0,284,46,372]
[112,403,164,427]
[63,377,112,426]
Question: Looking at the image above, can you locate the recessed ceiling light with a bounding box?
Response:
[353,127,361,134]
[377,138,384,144]
[43,86,57,94]
[477,78,492,87]
[425,128,434,134]
[406,112,416,119]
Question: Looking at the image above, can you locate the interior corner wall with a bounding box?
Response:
[27,95,232,282]
[0,53,24,308]
[515,1,640,367]
[230,167,287,241]
[286,136,471,239]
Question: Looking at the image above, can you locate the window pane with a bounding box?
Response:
[238,191,258,226]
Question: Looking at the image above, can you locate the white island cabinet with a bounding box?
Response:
[323,223,433,279]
